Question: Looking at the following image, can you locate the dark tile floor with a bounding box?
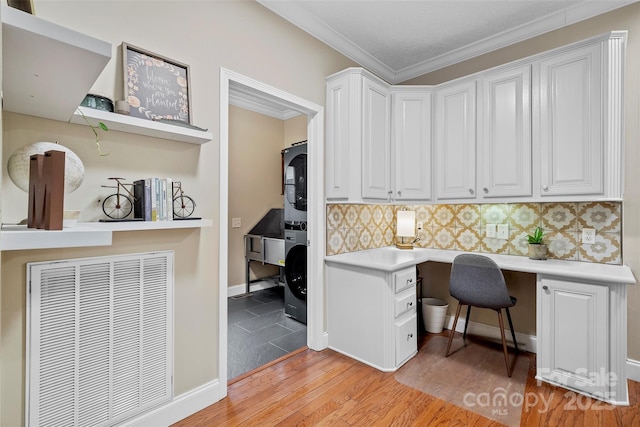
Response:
[228,285,307,380]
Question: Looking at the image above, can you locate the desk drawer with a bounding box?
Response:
[394,268,416,293]
[395,287,416,318]
[396,312,417,366]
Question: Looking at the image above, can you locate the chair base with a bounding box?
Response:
[445,302,518,377]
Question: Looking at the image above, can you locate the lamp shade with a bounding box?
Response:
[396,210,416,238]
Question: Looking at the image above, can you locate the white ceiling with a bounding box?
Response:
[258,0,636,84]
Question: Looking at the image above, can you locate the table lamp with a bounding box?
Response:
[396,210,416,250]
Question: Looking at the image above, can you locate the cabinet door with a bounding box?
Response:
[479,66,532,198]
[538,44,603,196]
[326,76,352,199]
[537,277,609,397]
[435,80,476,200]
[361,77,391,200]
[395,312,418,366]
[392,90,432,201]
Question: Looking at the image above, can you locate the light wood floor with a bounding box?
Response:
[173,334,640,426]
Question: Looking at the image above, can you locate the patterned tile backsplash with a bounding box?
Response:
[326,202,622,265]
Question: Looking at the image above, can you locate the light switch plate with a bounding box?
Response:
[231,217,242,228]
[486,224,497,238]
[582,228,596,244]
[497,224,509,239]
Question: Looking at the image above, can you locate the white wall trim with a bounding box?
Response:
[219,68,326,402]
[121,380,223,427]
[444,315,537,354]
[627,358,640,382]
[228,279,280,298]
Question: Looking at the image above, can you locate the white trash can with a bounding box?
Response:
[422,298,449,333]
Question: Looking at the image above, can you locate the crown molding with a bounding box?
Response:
[259,0,636,84]
[229,83,301,120]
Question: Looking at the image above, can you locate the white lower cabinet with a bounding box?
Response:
[537,276,629,404]
[327,264,417,371]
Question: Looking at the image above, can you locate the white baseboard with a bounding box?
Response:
[444,315,537,353]
[121,380,224,427]
[627,358,640,382]
[228,278,281,297]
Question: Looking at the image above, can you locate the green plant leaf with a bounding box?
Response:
[99,122,109,131]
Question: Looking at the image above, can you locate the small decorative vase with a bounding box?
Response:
[528,244,548,260]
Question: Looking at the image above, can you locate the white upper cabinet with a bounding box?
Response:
[435,80,476,200]
[478,65,532,199]
[535,32,625,200]
[325,31,625,204]
[361,77,392,199]
[537,44,603,197]
[326,73,355,200]
[326,69,432,202]
[391,89,432,201]
[326,68,391,201]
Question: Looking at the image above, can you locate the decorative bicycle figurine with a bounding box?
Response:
[101,177,135,219]
[173,181,196,218]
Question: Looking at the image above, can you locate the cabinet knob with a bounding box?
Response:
[397,190,402,197]
[407,333,414,340]
[468,188,474,195]
[542,185,549,192]
[407,301,413,308]
[407,278,413,284]
[483,187,489,194]
[542,285,549,291]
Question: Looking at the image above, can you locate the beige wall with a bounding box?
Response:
[404,3,640,361]
[227,108,307,289]
[0,1,355,425]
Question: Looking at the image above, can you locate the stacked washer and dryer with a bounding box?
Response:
[283,143,307,324]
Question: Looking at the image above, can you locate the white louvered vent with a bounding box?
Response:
[27,251,174,427]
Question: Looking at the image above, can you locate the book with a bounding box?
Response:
[133,179,146,219]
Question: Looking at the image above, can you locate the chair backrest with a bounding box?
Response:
[449,254,513,309]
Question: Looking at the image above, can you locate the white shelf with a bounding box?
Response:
[86,219,213,231]
[1,5,111,121]
[70,107,213,145]
[0,219,213,251]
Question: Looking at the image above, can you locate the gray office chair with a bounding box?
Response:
[445,253,519,376]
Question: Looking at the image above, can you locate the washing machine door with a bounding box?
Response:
[284,153,307,212]
[285,244,307,300]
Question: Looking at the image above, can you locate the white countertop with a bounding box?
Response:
[325,246,636,285]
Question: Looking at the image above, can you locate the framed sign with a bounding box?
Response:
[122,43,191,123]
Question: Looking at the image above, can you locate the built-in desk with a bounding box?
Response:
[325,247,635,405]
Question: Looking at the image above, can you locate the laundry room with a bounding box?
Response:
[227,103,308,379]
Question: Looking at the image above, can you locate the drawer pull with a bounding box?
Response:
[407,302,413,308]
[543,285,549,291]
[407,333,414,340]
[406,278,413,285]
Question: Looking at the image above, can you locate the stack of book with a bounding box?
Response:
[133,178,174,221]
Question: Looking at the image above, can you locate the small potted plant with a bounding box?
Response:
[527,226,547,260]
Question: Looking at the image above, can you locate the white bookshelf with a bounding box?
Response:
[0,220,213,251]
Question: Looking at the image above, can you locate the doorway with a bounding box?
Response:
[227,106,307,379]
[218,69,325,392]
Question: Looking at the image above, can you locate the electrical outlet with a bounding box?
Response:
[231,217,242,228]
[486,224,497,238]
[582,228,596,244]
[497,224,509,239]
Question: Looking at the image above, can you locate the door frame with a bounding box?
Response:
[218,68,326,393]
